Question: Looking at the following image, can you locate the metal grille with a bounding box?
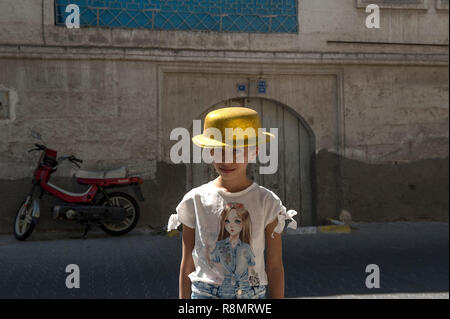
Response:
[55,0,298,33]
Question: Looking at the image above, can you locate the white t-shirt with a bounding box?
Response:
[167,180,297,287]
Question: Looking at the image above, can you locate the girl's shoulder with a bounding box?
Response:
[182,181,214,199]
[252,183,282,202]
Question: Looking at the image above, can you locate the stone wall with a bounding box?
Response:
[0,0,448,233]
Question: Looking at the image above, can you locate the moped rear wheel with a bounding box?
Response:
[13,196,36,241]
[99,192,140,236]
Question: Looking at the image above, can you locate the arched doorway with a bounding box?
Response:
[188,97,317,226]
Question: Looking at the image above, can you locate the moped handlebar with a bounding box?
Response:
[57,155,83,168]
[70,156,83,164]
[35,144,46,150]
[69,156,83,168]
[28,144,46,153]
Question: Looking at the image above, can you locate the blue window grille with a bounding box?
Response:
[55,0,298,33]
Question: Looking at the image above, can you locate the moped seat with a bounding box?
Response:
[75,166,127,179]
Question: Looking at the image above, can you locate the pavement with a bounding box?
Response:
[0,222,448,299]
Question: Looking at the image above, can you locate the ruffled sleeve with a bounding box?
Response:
[167,190,196,231]
[271,209,298,238]
[264,191,298,238]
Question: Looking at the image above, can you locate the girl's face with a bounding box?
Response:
[210,146,257,181]
[224,210,242,237]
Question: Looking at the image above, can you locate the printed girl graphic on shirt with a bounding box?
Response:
[210,202,261,295]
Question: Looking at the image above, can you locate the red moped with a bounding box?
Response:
[13,139,145,240]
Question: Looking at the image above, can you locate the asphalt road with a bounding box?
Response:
[0,222,448,299]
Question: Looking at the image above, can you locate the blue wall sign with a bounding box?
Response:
[258,80,266,93]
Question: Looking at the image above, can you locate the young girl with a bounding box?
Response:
[167,107,297,299]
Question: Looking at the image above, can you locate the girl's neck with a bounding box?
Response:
[214,175,253,193]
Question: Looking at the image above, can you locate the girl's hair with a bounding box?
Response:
[217,203,252,244]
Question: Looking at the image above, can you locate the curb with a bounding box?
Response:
[318,224,351,233]
[167,230,180,237]
[285,224,352,235]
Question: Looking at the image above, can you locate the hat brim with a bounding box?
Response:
[192,131,275,149]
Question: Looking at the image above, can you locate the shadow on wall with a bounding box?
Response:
[316,149,449,223]
[0,152,448,234]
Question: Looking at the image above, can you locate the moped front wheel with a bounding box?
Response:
[13,196,36,241]
[99,192,140,236]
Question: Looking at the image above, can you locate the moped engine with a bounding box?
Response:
[52,205,127,223]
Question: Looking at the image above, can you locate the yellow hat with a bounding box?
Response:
[192,107,275,148]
